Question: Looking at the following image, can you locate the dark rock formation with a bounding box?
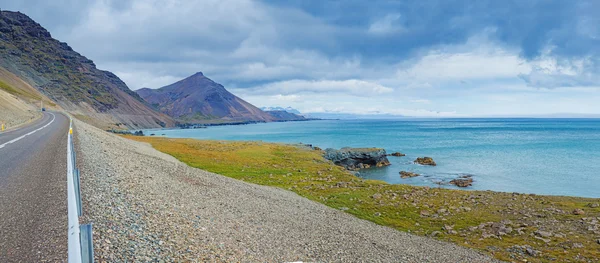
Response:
[324,147,390,170]
[414,157,436,166]
[450,178,473,187]
[400,171,420,178]
[389,152,406,157]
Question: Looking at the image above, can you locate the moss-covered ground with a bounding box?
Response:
[126,136,600,262]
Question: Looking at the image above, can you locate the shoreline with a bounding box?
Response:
[126,135,600,263]
[75,119,500,262]
[123,133,600,199]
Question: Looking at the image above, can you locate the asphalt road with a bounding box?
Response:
[0,112,69,262]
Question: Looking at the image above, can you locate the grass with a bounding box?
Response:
[0,78,55,107]
[126,136,600,262]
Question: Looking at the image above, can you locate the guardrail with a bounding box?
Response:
[67,118,94,263]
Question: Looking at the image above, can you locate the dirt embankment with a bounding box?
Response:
[0,89,40,130]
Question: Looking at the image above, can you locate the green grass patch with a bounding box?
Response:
[126,136,600,262]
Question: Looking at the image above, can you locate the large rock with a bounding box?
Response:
[450,178,473,187]
[324,147,390,170]
[400,171,420,179]
[414,157,436,166]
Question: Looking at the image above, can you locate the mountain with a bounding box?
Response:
[137,72,274,123]
[264,110,306,121]
[260,106,303,115]
[0,11,174,129]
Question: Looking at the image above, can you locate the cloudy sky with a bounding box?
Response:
[2,0,600,117]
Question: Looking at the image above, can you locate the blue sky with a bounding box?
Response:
[2,0,600,116]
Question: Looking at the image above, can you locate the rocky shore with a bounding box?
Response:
[324,147,391,170]
[74,120,499,262]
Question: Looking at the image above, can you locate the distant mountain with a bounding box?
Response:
[305,112,406,119]
[260,106,302,115]
[264,110,306,121]
[137,72,274,123]
[0,11,174,129]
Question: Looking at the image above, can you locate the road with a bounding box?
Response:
[0,112,69,262]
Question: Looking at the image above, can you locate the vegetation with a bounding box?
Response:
[127,136,600,262]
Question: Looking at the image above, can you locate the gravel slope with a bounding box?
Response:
[0,89,40,130]
[75,119,501,263]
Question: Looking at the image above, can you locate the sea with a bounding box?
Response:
[145,119,600,198]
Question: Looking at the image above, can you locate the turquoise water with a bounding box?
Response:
[146,119,600,198]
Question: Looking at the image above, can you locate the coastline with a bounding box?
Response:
[137,118,600,198]
[75,119,499,262]
[126,136,600,262]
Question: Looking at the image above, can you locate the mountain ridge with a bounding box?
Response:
[137,72,275,123]
[0,10,174,129]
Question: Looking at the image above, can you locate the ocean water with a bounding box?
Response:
[146,119,600,198]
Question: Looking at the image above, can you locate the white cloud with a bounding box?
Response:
[240,79,394,96]
[410,99,431,104]
[368,13,404,35]
[396,48,531,80]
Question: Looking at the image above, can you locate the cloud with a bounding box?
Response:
[368,13,403,35]
[237,79,394,96]
[519,53,600,88]
[410,99,431,104]
[2,0,600,116]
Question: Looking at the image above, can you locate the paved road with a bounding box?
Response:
[0,112,69,262]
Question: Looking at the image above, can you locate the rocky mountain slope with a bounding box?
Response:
[137,72,275,123]
[0,11,174,129]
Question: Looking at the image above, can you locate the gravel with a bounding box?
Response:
[75,119,501,263]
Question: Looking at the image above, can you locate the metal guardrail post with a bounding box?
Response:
[80,224,94,263]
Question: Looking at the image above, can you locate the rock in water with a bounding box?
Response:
[389,152,406,157]
[400,171,420,178]
[450,178,473,187]
[324,147,390,170]
[414,157,436,166]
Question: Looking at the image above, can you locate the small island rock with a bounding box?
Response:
[389,152,406,157]
[414,157,436,166]
[400,171,420,178]
[450,178,473,187]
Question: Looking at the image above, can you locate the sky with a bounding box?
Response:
[1,0,600,117]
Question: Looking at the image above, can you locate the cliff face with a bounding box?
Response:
[0,11,175,129]
[137,72,275,123]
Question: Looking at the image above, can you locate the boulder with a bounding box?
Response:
[414,157,436,166]
[389,152,406,157]
[400,171,420,179]
[572,208,585,215]
[324,147,390,170]
[450,178,473,187]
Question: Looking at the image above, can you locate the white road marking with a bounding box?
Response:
[0,113,55,149]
